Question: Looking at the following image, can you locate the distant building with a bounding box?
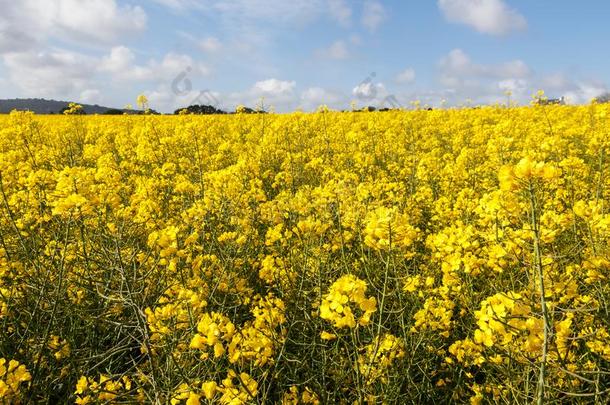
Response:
[536,96,566,105]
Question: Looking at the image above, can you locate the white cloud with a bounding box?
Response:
[351,80,406,109]
[79,89,102,104]
[436,49,533,105]
[563,83,606,104]
[438,0,526,35]
[145,84,223,113]
[497,78,529,102]
[252,78,296,95]
[440,49,529,85]
[498,78,527,93]
[100,46,135,73]
[0,1,148,102]
[3,49,96,96]
[146,89,176,110]
[47,0,147,43]
[100,46,210,83]
[536,74,606,104]
[2,43,210,106]
[222,78,298,111]
[316,40,350,60]
[396,68,416,84]
[540,72,571,91]
[362,1,387,32]
[143,79,299,113]
[300,87,346,110]
[434,49,607,106]
[500,77,606,105]
[353,81,387,100]
[0,0,146,52]
[159,53,210,78]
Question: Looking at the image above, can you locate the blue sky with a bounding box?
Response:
[0,0,608,112]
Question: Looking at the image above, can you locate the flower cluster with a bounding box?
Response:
[0,359,31,402]
[319,275,377,328]
[281,386,320,404]
[190,312,236,359]
[358,334,406,384]
[364,207,420,252]
[175,370,258,405]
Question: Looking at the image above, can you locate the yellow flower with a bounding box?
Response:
[75,376,89,395]
[0,358,31,402]
[186,392,201,405]
[136,94,149,110]
[364,207,419,252]
[202,381,217,400]
[320,331,337,341]
[319,275,377,328]
[358,334,406,384]
[190,312,236,358]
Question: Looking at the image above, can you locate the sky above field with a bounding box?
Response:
[0,0,608,112]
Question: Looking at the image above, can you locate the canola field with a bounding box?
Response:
[0,106,609,403]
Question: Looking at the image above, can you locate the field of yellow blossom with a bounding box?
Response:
[1,105,609,403]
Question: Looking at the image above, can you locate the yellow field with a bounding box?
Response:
[1,106,609,403]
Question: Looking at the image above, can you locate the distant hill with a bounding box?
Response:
[0,98,128,114]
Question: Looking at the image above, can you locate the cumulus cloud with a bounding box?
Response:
[436,49,533,104]
[100,46,136,73]
[143,79,297,114]
[79,89,102,104]
[537,74,606,104]
[434,48,607,106]
[351,80,408,109]
[0,1,148,102]
[212,78,299,111]
[145,83,223,113]
[100,46,210,83]
[563,83,607,104]
[438,0,526,35]
[362,1,387,32]
[144,78,300,113]
[3,49,97,96]
[0,0,146,52]
[353,81,387,100]
[2,43,210,106]
[497,78,528,93]
[300,87,346,110]
[440,48,529,86]
[540,72,571,91]
[252,78,296,95]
